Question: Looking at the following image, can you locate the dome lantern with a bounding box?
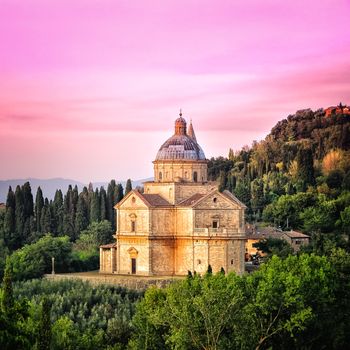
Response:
[175,110,187,135]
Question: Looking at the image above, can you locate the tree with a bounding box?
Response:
[300,195,337,234]
[74,194,88,236]
[250,178,265,218]
[35,187,44,233]
[80,221,113,246]
[90,188,100,223]
[14,185,25,249]
[37,297,52,350]
[53,190,64,236]
[125,179,132,195]
[326,169,344,189]
[0,258,32,349]
[253,237,293,258]
[296,146,315,188]
[9,235,72,281]
[1,258,14,316]
[234,179,251,207]
[40,198,53,235]
[63,186,75,240]
[100,187,107,221]
[218,171,226,192]
[131,272,242,350]
[3,186,16,250]
[106,180,116,223]
[236,254,336,349]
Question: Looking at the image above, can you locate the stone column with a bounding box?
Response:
[111,247,116,273]
[99,247,103,273]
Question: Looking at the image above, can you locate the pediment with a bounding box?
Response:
[127,247,138,258]
[193,190,244,210]
[115,190,150,209]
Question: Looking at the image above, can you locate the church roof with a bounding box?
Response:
[100,243,117,249]
[187,120,197,142]
[141,194,172,207]
[155,114,206,161]
[178,193,206,206]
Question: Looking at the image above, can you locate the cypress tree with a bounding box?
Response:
[53,190,64,236]
[90,188,100,223]
[37,297,52,350]
[296,146,315,187]
[107,180,116,223]
[35,187,44,232]
[81,186,90,223]
[22,182,34,219]
[72,185,79,213]
[63,186,75,240]
[218,170,227,192]
[40,198,53,234]
[100,187,107,221]
[75,195,88,235]
[14,185,25,249]
[3,187,16,249]
[115,184,124,203]
[1,258,14,316]
[125,179,132,195]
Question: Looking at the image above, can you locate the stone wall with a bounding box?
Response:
[45,273,181,290]
[117,236,150,275]
[153,160,208,183]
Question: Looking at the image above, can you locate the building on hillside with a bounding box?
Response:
[245,225,310,258]
[100,113,246,276]
[325,104,350,117]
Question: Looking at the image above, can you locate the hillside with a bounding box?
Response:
[208,106,350,228]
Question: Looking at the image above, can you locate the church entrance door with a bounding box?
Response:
[131,258,136,274]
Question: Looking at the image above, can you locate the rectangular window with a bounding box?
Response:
[212,220,219,229]
[131,221,136,232]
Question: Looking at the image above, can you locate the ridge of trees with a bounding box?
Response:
[207,108,350,246]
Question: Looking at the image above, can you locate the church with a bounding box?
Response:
[100,114,246,276]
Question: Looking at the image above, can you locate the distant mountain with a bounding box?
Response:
[0,177,153,203]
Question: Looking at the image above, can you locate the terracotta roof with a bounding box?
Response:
[100,243,116,249]
[247,231,283,240]
[141,194,172,207]
[284,230,310,239]
[178,193,206,206]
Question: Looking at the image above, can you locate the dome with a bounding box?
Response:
[155,116,206,161]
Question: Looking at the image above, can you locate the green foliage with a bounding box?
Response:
[125,179,132,195]
[0,259,33,349]
[262,192,317,229]
[131,272,242,350]
[81,220,114,246]
[253,237,293,258]
[37,297,52,350]
[131,253,348,349]
[13,279,143,350]
[9,235,72,281]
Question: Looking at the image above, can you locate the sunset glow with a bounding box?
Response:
[1,0,350,182]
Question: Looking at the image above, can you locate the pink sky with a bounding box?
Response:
[1,0,350,183]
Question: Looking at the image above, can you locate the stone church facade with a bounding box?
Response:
[100,114,246,276]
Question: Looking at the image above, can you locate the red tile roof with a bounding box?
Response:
[141,194,172,207]
[100,243,117,249]
[178,193,205,206]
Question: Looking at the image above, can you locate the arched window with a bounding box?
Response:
[193,171,198,182]
[159,172,162,181]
